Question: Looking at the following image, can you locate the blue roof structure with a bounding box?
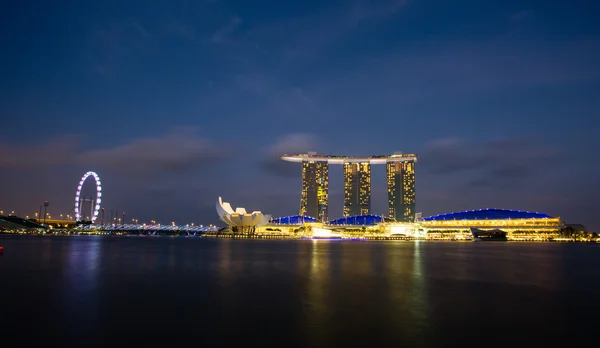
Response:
[423,209,553,221]
[328,214,386,226]
[269,215,317,225]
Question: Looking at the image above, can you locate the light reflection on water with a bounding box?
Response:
[409,241,428,327]
[306,240,330,345]
[0,236,598,347]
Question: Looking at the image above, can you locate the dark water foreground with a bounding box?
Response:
[1,235,598,347]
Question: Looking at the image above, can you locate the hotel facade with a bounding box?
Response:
[263,208,564,241]
[281,152,417,222]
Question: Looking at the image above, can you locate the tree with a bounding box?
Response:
[560,226,577,238]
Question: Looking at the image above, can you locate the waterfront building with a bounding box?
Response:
[216,197,271,234]
[328,214,386,226]
[420,209,562,240]
[386,153,416,222]
[300,159,329,221]
[269,215,317,225]
[281,152,417,221]
[343,162,371,216]
[258,208,562,241]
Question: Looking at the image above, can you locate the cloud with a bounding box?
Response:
[0,128,226,179]
[420,137,557,187]
[259,133,318,177]
[0,136,79,169]
[76,128,225,178]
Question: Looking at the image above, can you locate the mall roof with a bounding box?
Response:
[423,209,553,221]
[328,214,387,226]
[269,215,317,224]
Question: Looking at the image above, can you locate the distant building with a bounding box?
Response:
[343,162,371,216]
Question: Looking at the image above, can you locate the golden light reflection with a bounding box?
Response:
[409,242,428,322]
[382,241,429,339]
[306,240,332,346]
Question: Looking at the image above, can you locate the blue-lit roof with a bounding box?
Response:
[328,214,386,226]
[423,209,553,221]
[269,215,317,224]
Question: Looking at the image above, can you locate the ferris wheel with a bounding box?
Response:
[74,171,102,223]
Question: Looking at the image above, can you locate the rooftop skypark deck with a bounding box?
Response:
[280,153,417,164]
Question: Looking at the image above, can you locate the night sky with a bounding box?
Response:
[1,0,599,230]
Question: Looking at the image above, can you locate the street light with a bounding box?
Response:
[43,201,49,226]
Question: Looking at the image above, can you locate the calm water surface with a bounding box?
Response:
[1,235,598,347]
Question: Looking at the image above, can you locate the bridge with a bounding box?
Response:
[10,171,223,233]
[75,224,220,234]
[34,219,78,228]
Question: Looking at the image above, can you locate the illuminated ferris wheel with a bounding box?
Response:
[74,171,102,223]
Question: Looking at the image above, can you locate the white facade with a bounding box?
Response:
[216,197,271,227]
[280,154,417,164]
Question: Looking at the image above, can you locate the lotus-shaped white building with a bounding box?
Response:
[216,197,271,233]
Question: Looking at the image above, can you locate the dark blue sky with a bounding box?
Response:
[2,0,599,230]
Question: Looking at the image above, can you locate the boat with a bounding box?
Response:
[470,228,508,241]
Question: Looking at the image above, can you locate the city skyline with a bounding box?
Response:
[1,0,600,231]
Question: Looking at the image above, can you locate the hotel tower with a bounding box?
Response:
[386,157,416,222]
[300,159,329,221]
[343,162,371,216]
[281,152,416,222]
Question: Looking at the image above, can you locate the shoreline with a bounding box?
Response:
[0,231,598,243]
